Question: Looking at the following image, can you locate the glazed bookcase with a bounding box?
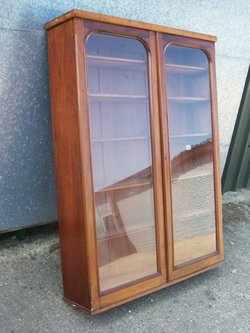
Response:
[45,10,224,314]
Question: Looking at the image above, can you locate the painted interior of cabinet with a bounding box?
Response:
[164,45,217,266]
[85,33,159,293]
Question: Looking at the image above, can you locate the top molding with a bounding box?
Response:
[45,9,217,42]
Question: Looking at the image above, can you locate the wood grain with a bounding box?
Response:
[45,9,217,42]
[47,19,92,309]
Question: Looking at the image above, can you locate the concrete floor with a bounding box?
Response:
[1,194,250,333]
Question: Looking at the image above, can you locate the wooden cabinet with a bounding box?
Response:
[45,10,224,314]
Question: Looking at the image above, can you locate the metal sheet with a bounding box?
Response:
[222,67,250,192]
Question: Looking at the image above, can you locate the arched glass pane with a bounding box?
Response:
[86,33,158,292]
[165,45,217,266]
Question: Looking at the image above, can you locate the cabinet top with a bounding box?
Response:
[44,9,217,42]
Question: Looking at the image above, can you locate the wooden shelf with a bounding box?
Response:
[98,223,154,242]
[87,55,146,67]
[88,93,148,101]
[96,179,152,193]
[92,136,149,143]
[172,171,212,182]
[93,134,210,142]
[99,250,157,292]
[166,63,207,74]
[175,207,214,222]
[170,132,210,139]
[90,95,208,102]
[168,96,209,103]
[174,233,216,267]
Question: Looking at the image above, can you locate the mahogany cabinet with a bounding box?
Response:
[45,10,224,314]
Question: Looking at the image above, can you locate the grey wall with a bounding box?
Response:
[0,0,249,231]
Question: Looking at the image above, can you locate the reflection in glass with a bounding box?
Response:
[165,45,217,266]
[86,34,158,292]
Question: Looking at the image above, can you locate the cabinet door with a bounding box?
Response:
[157,34,224,280]
[83,22,166,303]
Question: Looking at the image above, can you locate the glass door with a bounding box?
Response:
[85,31,165,294]
[158,35,223,279]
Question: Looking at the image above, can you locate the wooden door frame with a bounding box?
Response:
[156,32,224,281]
[79,19,167,310]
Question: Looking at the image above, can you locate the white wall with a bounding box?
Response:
[0,0,248,230]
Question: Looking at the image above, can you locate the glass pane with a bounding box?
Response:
[86,33,158,292]
[165,45,217,266]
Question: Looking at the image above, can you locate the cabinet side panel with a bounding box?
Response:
[209,46,224,260]
[47,20,91,309]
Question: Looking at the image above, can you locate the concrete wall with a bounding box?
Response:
[0,0,249,231]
